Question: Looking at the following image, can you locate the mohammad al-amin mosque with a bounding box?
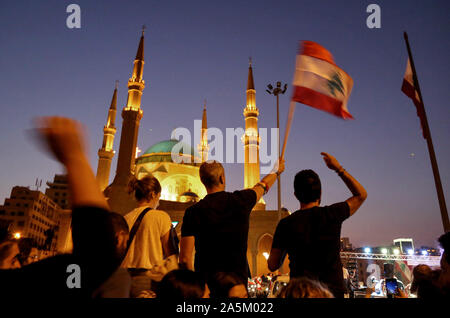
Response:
[96,29,289,276]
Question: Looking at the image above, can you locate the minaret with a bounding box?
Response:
[106,27,146,214]
[198,100,209,163]
[96,81,118,191]
[243,58,265,209]
[113,27,145,182]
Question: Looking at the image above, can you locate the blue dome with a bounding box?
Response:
[136,139,200,165]
[143,139,198,156]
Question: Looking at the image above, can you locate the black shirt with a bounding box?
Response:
[0,206,119,298]
[272,202,350,296]
[181,190,257,281]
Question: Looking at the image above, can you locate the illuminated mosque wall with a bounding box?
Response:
[135,139,207,203]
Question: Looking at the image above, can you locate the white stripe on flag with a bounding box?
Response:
[293,55,352,102]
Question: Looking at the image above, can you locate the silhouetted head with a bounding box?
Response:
[158,269,209,299]
[208,272,248,298]
[294,170,321,204]
[128,175,161,206]
[411,264,433,294]
[280,277,334,298]
[199,161,225,191]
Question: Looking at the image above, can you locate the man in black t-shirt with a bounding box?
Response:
[268,153,367,298]
[180,160,285,283]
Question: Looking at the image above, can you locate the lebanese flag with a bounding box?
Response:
[292,41,354,119]
[401,58,426,138]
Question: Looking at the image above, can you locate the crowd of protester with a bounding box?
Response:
[0,116,449,300]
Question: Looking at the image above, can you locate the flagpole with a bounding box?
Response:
[281,101,296,160]
[266,81,287,222]
[403,31,450,233]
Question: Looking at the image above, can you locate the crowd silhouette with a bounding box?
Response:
[0,117,449,300]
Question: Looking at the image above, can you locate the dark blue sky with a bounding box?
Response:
[0,0,448,248]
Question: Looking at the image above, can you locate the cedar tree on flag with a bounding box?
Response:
[291,41,354,119]
[401,58,427,138]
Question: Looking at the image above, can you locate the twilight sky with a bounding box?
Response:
[0,0,448,248]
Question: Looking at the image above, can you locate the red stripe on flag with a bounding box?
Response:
[401,79,427,139]
[401,79,419,104]
[292,86,354,119]
[300,41,336,66]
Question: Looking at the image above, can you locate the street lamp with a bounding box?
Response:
[266,81,288,221]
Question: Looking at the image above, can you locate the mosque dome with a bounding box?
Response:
[136,139,200,165]
[134,139,206,203]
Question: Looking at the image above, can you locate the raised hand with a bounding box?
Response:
[320,152,342,172]
[34,117,86,165]
[270,158,286,176]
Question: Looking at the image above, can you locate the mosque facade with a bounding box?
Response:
[96,29,289,277]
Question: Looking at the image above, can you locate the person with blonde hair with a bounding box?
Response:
[121,175,175,296]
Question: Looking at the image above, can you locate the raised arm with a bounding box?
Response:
[252,159,285,202]
[34,117,118,294]
[321,152,367,216]
[35,117,109,210]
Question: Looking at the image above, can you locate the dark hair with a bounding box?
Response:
[438,232,450,264]
[199,161,224,189]
[108,212,129,234]
[208,272,247,298]
[294,170,321,204]
[158,269,206,299]
[410,265,443,299]
[128,175,161,202]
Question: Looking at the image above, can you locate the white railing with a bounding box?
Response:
[340,252,441,267]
